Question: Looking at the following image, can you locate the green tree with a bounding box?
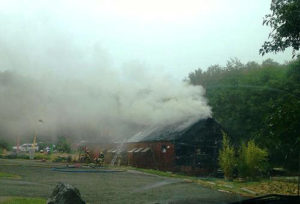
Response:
[0,139,9,151]
[260,0,300,57]
[238,140,268,180]
[219,132,236,180]
[38,142,48,151]
[56,136,71,153]
[188,58,300,170]
[259,95,300,169]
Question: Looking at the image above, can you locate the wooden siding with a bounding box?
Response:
[126,142,175,171]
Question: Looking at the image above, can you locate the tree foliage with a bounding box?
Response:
[56,136,71,153]
[260,0,300,57]
[219,132,236,180]
[188,58,300,170]
[0,139,9,150]
[238,140,268,179]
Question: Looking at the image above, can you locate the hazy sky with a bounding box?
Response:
[0,0,292,79]
[0,0,294,142]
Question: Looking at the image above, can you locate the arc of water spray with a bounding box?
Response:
[110,139,127,166]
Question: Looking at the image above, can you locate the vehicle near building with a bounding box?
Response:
[12,143,39,152]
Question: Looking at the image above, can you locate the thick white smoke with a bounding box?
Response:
[0,1,211,143]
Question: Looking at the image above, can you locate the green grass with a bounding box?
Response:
[33,153,51,160]
[119,166,194,179]
[120,166,299,197]
[0,197,46,204]
[0,172,20,179]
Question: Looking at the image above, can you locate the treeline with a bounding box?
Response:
[188,58,300,171]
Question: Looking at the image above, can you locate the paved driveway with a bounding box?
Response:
[0,159,244,204]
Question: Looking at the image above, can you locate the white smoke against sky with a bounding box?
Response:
[0,0,211,142]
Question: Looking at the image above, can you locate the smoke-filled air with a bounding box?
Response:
[0,1,211,143]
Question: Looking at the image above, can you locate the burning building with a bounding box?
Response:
[124,117,224,175]
[79,117,224,175]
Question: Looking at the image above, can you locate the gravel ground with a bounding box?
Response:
[0,159,245,204]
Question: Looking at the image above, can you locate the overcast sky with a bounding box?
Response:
[0,0,292,78]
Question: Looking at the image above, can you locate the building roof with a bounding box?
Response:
[127,117,220,143]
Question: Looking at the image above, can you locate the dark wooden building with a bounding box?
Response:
[125,118,224,175]
[79,118,224,175]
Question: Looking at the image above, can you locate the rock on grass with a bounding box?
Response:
[47,182,86,204]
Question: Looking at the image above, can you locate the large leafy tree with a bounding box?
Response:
[188,58,300,170]
[260,0,300,57]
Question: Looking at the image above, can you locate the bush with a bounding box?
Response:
[0,139,9,151]
[4,153,30,160]
[17,154,30,160]
[53,156,64,162]
[34,153,50,160]
[56,136,71,153]
[219,132,236,180]
[5,154,17,159]
[53,155,70,162]
[238,140,268,180]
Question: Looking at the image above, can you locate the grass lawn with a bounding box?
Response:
[242,180,298,195]
[199,177,298,196]
[120,166,299,197]
[0,197,46,204]
[0,172,20,179]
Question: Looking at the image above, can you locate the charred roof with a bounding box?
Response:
[128,118,223,143]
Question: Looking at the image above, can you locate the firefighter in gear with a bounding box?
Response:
[80,147,92,163]
[99,152,104,166]
[95,152,105,167]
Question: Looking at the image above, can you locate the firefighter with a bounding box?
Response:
[83,148,91,163]
[99,152,104,166]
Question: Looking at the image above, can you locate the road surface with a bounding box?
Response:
[0,159,245,204]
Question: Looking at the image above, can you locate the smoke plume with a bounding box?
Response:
[0,1,211,144]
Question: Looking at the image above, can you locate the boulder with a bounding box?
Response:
[47,182,86,204]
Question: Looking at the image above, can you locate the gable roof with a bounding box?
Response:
[127,117,220,143]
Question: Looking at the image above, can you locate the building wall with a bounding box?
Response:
[125,141,221,175]
[81,139,220,175]
[126,142,175,171]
